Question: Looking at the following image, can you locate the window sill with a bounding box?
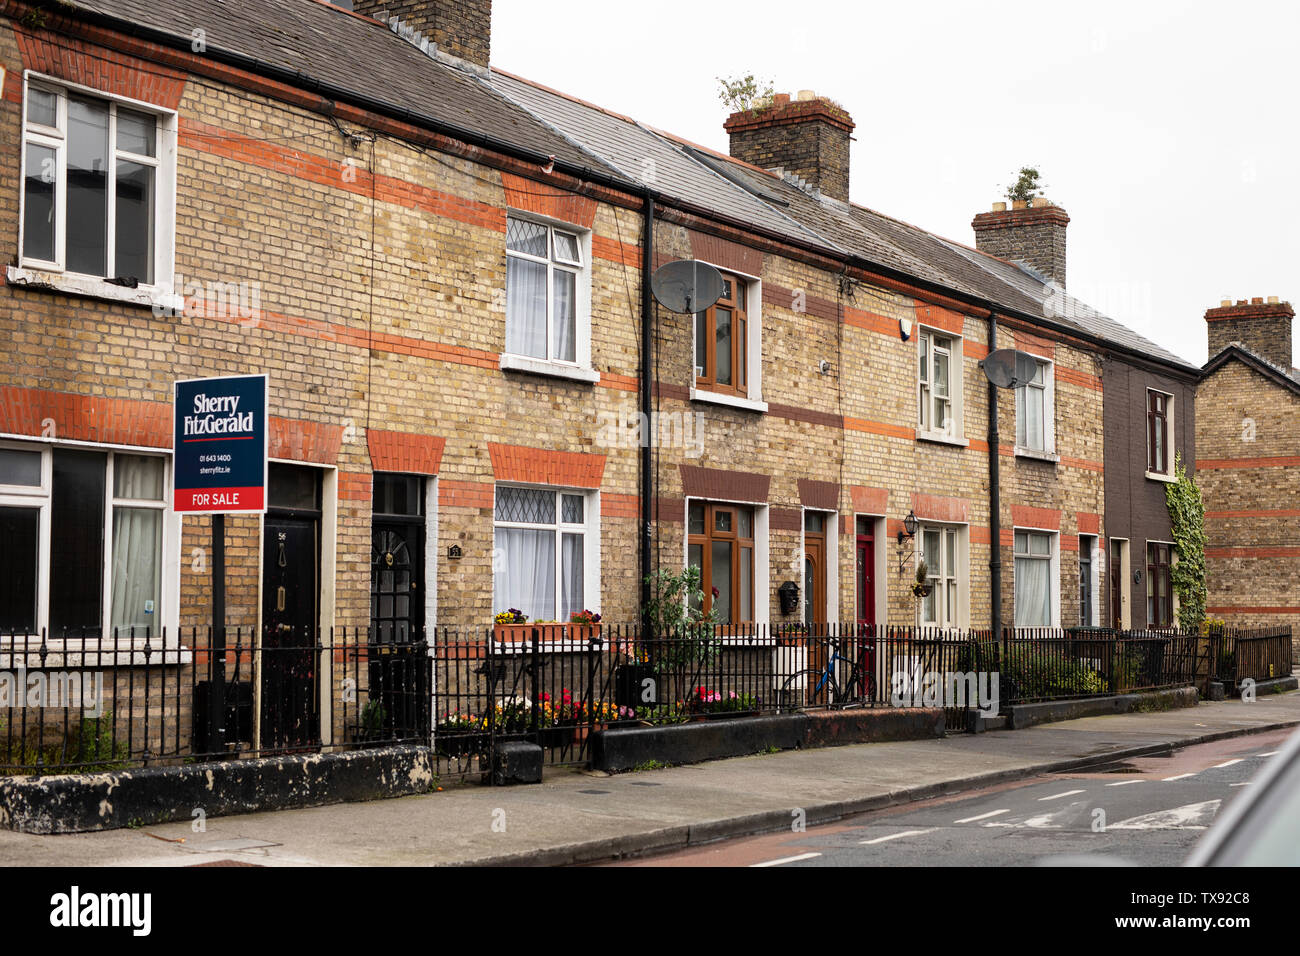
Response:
[914,429,968,448]
[1014,446,1060,463]
[1145,470,1177,484]
[0,641,193,668]
[499,353,600,384]
[7,265,182,313]
[689,388,768,413]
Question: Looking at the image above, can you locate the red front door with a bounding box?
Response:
[856,532,875,626]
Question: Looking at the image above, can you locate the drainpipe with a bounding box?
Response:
[640,191,655,627]
[987,310,1003,639]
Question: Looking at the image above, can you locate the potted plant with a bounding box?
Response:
[493,609,566,645]
[911,560,933,598]
[569,608,603,643]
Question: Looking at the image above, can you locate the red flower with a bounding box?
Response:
[711,586,719,598]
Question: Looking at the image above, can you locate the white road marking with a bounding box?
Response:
[954,809,1010,824]
[1213,759,1243,768]
[1110,800,1221,831]
[1258,751,1279,757]
[1230,782,1252,787]
[1038,789,1086,801]
[1163,773,1197,781]
[859,829,935,845]
[1105,780,1143,787]
[751,852,821,867]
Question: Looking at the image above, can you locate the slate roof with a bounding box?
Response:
[1203,343,1300,394]
[63,0,620,179]
[55,1,1199,373]
[490,71,831,250]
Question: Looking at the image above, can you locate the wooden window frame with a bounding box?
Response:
[694,271,749,398]
[1146,541,1172,628]
[1147,389,1170,476]
[687,501,755,623]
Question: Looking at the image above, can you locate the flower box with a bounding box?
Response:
[493,622,566,644]
[492,623,602,646]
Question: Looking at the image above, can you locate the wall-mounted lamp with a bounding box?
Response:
[896,510,919,573]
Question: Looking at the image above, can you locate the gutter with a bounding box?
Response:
[640,191,654,625]
[986,309,1002,638]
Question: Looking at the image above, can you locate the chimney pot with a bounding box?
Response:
[1252,296,1264,305]
[1011,199,1029,210]
[992,201,1007,212]
[796,89,816,101]
[774,93,791,105]
[1220,299,1232,307]
[1268,295,1280,304]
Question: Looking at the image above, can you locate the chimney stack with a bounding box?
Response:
[971,197,1070,289]
[724,91,855,203]
[1205,297,1295,369]
[353,0,491,69]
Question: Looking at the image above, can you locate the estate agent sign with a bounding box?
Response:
[172,374,268,513]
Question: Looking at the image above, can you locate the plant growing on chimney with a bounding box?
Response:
[1004,166,1047,203]
[717,74,774,114]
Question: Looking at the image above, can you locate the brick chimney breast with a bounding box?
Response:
[353,0,491,68]
[1205,298,1295,369]
[724,93,855,203]
[971,201,1070,289]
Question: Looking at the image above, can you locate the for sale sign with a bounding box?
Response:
[172,374,268,513]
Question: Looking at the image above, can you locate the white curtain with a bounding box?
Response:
[1014,556,1051,626]
[111,508,160,635]
[110,456,164,637]
[506,256,547,358]
[1017,384,1045,449]
[552,269,576,362]
[560,532,583,619]
[494,527,554,621]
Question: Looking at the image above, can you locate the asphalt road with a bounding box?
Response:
[615,727,1294,867]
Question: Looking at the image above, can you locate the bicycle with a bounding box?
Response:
[777,635,877,710]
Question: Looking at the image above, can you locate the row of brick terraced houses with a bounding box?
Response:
[1,0,1294,733]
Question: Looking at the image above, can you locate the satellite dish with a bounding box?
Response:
[981,348,1042,389]
[650,260,724,314]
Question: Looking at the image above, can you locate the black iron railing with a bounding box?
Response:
[0,626,430,775]
[2,622,1290,778]
[1206,625,1293,689]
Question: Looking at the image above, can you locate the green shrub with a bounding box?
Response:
[999,648,1106,700]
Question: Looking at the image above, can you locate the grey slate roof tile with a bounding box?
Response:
[65,0,612,175]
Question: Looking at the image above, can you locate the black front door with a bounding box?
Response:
[261,489,321,751]
[371,521,423,642]
[369,473,426,740]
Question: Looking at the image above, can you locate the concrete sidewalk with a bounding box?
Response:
[2,691,1298,867]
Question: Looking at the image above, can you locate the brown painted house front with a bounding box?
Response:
[1102,358,1198,629]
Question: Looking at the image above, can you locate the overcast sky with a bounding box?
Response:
[492,0,1299,368]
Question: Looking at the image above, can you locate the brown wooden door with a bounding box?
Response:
[803,517,827,625]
